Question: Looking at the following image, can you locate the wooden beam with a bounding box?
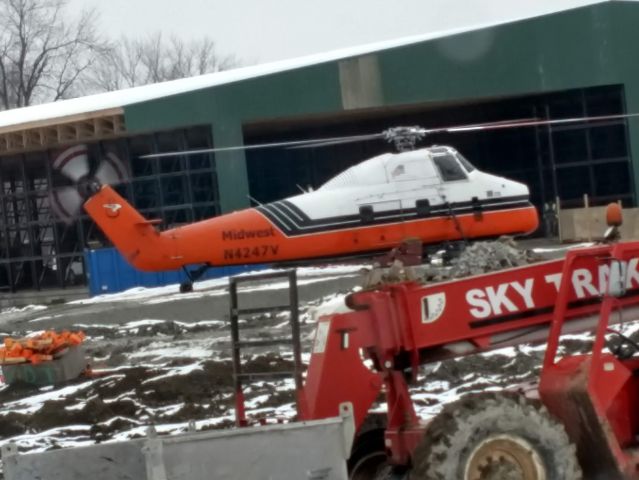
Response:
[75,120,94,139]
[6,133,21,150]
[113,115,124,133]
[0,112,126,156]
[43,127,57,145]
[57,124,75,143]
[22,130,41,148]
[0,107,124,135]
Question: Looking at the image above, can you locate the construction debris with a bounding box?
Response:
[423,237,542,282]
[361,237,542,287]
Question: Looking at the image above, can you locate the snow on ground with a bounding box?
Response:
[2,246,638,471]
[70,264,365,305]
[0,288,337,457]
[127,341,222,362]
[0,305,47,315]
[2,305,635,460]
[305,291,355,322]
[73,319,226,335]
[0,381,96,416]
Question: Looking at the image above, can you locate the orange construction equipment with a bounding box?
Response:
[0,330,85,365]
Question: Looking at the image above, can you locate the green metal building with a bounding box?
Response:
[0,0,637,291]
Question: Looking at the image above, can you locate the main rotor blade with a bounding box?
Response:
[141,120,535,157]
[286,133,384,150]
[424,118,539,133]
[139,134,383,159]
[437,113,639,134]
[138,113,638,159]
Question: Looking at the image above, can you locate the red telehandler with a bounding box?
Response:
[232,207,639,479]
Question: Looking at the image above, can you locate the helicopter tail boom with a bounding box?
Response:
[83,185,177,271]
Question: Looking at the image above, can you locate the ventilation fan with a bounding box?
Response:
[49,145,129,224]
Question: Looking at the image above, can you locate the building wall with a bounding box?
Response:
[124,64,344,212]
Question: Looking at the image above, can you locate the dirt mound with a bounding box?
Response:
[0,352,298,449]
[423,238,541,282]
[3,267,637,473]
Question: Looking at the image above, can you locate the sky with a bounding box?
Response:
[71,0,608,66]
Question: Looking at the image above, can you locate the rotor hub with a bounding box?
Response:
[382,126,427,152]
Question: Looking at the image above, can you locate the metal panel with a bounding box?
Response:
[338,54,383,110]
[2,409,354,480]
[2,440,147,480]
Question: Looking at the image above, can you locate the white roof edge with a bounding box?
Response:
[0,0,607,132]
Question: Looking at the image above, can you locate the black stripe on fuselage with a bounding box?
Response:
[255,195,532,237]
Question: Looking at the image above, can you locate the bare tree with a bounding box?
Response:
[0,0,106,110]
[89,33,238,92]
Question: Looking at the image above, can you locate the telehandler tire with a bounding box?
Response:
[348,425,406,480]
[410,392,582,480]
[348,428,387,480]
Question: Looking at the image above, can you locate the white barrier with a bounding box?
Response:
[2,405,355,480]
[556,196,638,243]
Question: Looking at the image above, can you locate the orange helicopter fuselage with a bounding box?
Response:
[84,185,538,271]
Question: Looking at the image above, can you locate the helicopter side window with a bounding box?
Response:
[433,154,467,181]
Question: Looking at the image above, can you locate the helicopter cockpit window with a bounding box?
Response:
[457,153,476,173]
[433,154,467,181]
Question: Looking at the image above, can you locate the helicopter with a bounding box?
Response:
[49,114,637,292]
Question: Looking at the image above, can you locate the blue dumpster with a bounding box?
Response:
[84,247,262,296]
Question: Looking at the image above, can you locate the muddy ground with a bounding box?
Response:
[0,242,623,475]
[0,266,361,458]
[0,309,610,455]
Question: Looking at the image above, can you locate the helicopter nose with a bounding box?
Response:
[505,178,530,197]
[484,172,530,199]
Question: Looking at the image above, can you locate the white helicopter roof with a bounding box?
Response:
[319,146,463,190]
[320,153,393,190]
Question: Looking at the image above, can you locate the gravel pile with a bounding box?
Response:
[423,238,541,282]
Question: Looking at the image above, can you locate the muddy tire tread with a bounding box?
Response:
[410,392,582,480]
